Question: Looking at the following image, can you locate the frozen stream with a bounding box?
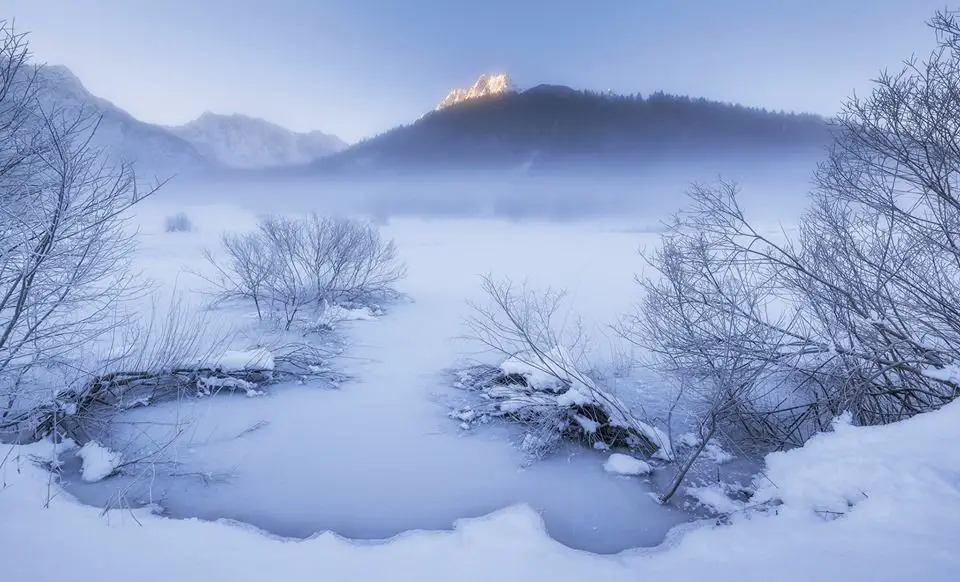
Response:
[61,209,690,554]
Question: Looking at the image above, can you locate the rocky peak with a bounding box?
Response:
[436,73,515,110]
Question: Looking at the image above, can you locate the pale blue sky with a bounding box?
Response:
[5,1,949,142]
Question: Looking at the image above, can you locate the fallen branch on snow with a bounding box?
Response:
[1,343,343,445]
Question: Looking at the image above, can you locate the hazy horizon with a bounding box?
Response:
[4,0,949,142]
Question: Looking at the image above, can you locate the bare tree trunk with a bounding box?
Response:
[659,417,717,505]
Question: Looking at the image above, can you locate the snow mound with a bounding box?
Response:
[214,348,275,372]
[75,441,122,483]
[499,355,567,393]
[498,347,609,404]
[751,406,960,518]
[603,453,652,476]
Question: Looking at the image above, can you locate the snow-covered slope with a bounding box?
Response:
[169,112,347,169]
[34,66,207,174]
[437,73,516,110]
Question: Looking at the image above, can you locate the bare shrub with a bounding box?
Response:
[202,231,272,320]
[164,212,193,233]
[0,22,162,433]
[203,213,404,330]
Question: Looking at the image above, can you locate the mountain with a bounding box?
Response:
[436,73,515,110]
[309,80,831,176]
[34,65,208,174]
[29,65,345,174]
[168,113,347,169]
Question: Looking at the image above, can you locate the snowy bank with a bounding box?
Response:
[452,360,669,458]
[3,400,959,580]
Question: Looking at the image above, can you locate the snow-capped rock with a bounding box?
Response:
[169,112,347,169]
[436,73,516,110]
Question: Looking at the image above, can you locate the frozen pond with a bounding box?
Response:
[61,205,694,553]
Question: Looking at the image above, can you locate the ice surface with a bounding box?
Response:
[4,394,959,580]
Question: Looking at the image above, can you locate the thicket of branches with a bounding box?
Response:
[0,21,162,436]
[203,213,405,330]
[622,10,960,489]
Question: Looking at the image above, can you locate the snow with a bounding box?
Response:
[677,433,700,448]
[197,376,264,397]
[922,362,960,384]
[214,348,275,372]
[5,185,956,579]
[603,453,653,476]
[676,433,735,464]
[75,441,122,483]
[642,423,674,461]
[436,73,516,110]
[685,485,744,514]
[573,414,600,433]
[500,355,567,392]
[750,405,960,520]
[703,442,734,464]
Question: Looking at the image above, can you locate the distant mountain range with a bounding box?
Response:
[33,65,345,173]
[167,112,346,169]
[32,68,830,177]
[35,65,208,173]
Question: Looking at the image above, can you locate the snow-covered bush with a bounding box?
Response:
[164,212,194,233]
[461,276,669,459]
[203,213,404,330]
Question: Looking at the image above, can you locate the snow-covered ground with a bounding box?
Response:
[53,200,689,553]
[3,186,959,580]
